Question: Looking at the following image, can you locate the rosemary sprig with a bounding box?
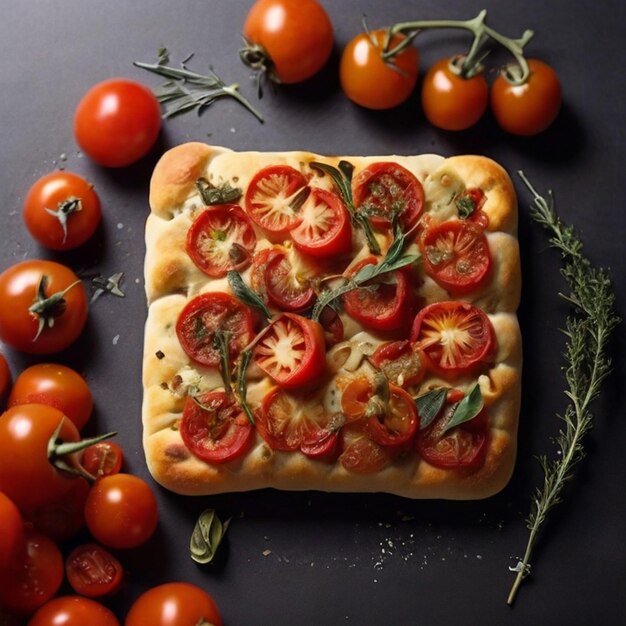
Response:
[507,173,620,606]
[134,48,264,122]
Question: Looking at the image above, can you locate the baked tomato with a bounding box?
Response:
[421,57,488,131]
[186,205,256,277]
[0,260,88,355]
[176,292,255,368]
[0,352,11,405]
[490,59,562,136]
[264,249,316,311]
[340,30,419,110]
[180,391,253,463]
[290,188,352,257]
[81,441,124,477]
[0,491,24,571]
[125,582,222,626]
[74,78,161,167]
[420,220,492,296]
[23,171,101,251]
[245,165,307,235]
[352,162,424,231]
[253,314,326,389]
[8,363,93,431]
[241,0,333,84]
[370,340,427,387]
[411,301,496,378]
[65,543,124,598]
[339,427,391,474]
[27,596,120,626]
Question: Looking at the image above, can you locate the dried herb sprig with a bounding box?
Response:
[507,173,620,605]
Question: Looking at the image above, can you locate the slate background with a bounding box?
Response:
[1,1,624,624]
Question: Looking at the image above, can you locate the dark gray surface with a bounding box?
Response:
[1,1,625,624]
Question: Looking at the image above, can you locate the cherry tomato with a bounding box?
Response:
[340,377,374,423]
[0,491,24,571]
[370,340,427,387]
[84,473,158,550]
[264,250,316,311]
[0,404,84,513]
[410,301,496,378]
[421,57,488,131]
[0,352,11,406]
[65,543,124,598]
[253,314,326,389]
[180,391,253,463]
[74,78,161,167]
[290,188,352,257]
[299,421,340,460]
[27,596,120,626]
[242,0,333,84]
[318,305,344,346]
[176,292,255,368]
[339,428,390,474]
[352,162,424,231]
[420,220,492,296]
[0,260,88,355]
[8,363,93,431]
[0,528,63,615]
[186,205,257,277]
[23,171,101,251]
[245,165,307,235]
[340,30,418,110]
[490,59,562,136]
[454,187,488,228]
[81,441,124,477]
[125,582,222,626]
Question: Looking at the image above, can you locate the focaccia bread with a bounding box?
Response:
[142,143,522,500]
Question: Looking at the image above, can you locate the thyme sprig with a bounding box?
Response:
[507,173,620,606]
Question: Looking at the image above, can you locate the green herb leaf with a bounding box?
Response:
[442,384,483,434]
[415,388,448,430]
[190,509,231,565]
[195,177,242,205]
[212,330,233,391]
[236,349,255,425]
[227,271,272,322]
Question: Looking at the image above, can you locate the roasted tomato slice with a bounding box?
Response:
[65,543,124,598]
[290,188,352,257]
[176,292,255,368]
[352,162,424,231]
[339,427,391,474]
[370,340,427,387]
[420,220,492,296]
[410,301,496,378]
[253,314,326,389]
[186,205,256,277]
[455,187,488,227]
[245,165,307,234]
[343,256,413,332]
[180,391,253,463]
[318,305,344,346]
[264,250,316,311]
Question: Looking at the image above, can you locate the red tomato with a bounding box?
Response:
[352,162,424,231]
[0,260,88,355]
[0,352,11,405]
[0,491,24,571]
[411,301,496,378]
[186,205,257,277]
[0,404,84,513]
[176,292,255,368]
[23,171,102,251]
[264,250,316,311]
[8,363,93,431]
[65,543,124,598]
[340,377,373,423]
[242,0,333,84]
[455,188,488,228]
[490,59,562,136]
[300,423,340,460]
[84,474,158,550]
[245,165,307,235]
[370,340,427,387]
[339,428,390,474]
[420,220,492,296]
[253,314,326,389]
[125,582,222,626]
[340,30,419,110]
[0,528,63,615]
[421,57,488,131]
[290,188,352,257]
[27,596,120,626]
[81,441,124,477]
[74,78,161,167]
[180,391,253,463]
[318,305,344,346]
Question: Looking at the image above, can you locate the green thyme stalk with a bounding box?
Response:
[507,172,620,606]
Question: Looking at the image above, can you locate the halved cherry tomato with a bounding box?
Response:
[290,188,352,257]
[421,57,489,131]
[9,363,93,431]
[176,292,255,368]
[180,391,253,463]
[339,428,390,474]
[186,205,256,277]
[27,596,121,626]
[352,162,424,231]
[340,376,374,423]
[23,171,102,251]
[343,257,413,332]
[264,250,316,311]
[0,260,88,355]
[245,165,307,235]
[370,340,427,387]
[253,314,326,389]
[81,441,124,477]
[411,301,496,378]
[65,543,124,598]
[0,491,24,571]
[0,352,11,406]
[300,420,341,460]
[318,305,344,346]
[420,220,492,296]
[340,30,419,110]
[455,188,489,228]
[249,247,275,303]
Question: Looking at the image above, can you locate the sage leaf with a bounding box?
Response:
[442,383,484,434]
[415,388,448,430]
[190,509,231,565]
[227,271,272,321]
[237,349,255,425]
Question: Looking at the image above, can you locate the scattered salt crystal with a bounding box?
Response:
[262,549,271,557]
[117,223,124,230]
[112,334,120,345]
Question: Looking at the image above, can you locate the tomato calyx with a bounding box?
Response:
[239,38,280,90]
[45,196,83,244]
